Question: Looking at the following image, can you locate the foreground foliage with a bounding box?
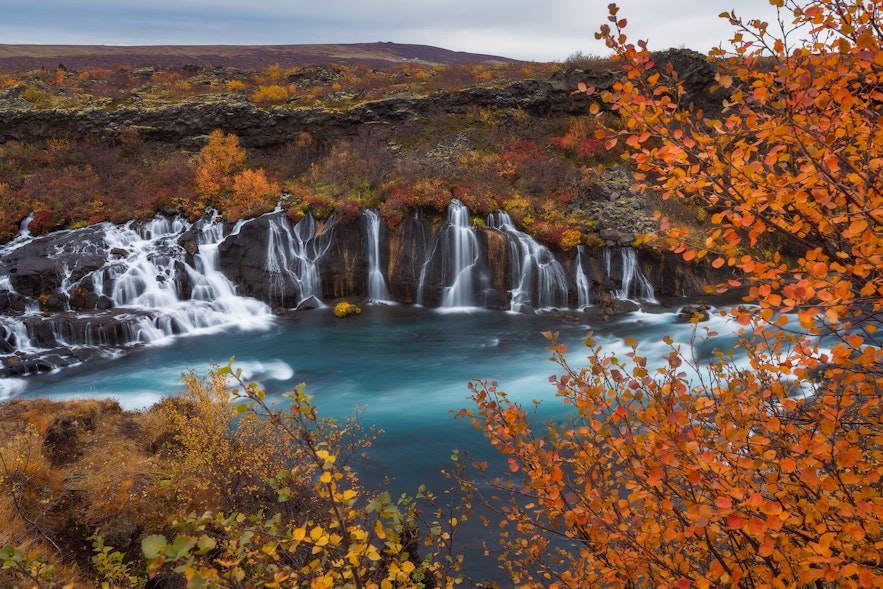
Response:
[463,1,883,588]
[143,362,466,589]
[0,366,467,588]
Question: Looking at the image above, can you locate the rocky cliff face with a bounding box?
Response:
[0,76,593,149]
[0,50,720,149]
[0,208,718,377]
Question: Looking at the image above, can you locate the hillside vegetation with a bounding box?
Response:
[0,52,675,249]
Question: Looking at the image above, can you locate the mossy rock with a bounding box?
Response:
[333,302,361,318]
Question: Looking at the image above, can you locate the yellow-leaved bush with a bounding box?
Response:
[142,361,468,589]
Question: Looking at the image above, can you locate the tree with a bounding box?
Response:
[464,1,883,587]
[223,168,280,221]
[194,129,247,208]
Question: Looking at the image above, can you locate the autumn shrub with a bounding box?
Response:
[226,79,246,93]
[157,368,301,513]
[300,190,335,219]
[559,228,583,250]
[333,301,362,317]
[143,362,467,589]
[550,116,608,162]
[310,135,394,195]
[21,85,48,105]
[452,181,500,216]
[217,168,280,222]
[530,219,569,249]
[410,177,452,212]
[0,426,64,533]
[498,192,536,227]
[274,131,322,178]
[334,195,363,223]
[194,129,246,204]
[251,84,289,105]
[379,182,414,227]
[26,207,60,235]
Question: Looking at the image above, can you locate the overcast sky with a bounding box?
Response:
[2,0,783,62]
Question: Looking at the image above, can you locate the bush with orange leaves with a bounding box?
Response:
[463,2,883,588]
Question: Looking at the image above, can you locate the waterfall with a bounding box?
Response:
[575,245,591,309]
[1,214,274,370]
[105,220,187,309]
[0,316,33,352]
[362,209,392,303]
[19,213,33,236]
[418,200,481,308]
[263,212,334,308]
[603,246,656,302]
[487,211,568,312]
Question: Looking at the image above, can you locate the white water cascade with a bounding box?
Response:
[264,212,334,308]
[603,246,656,302]
[0,297,33,353]
[487,211,569,312]
[575,245,591,309]
[362,209,392,303]
[418,200,482,308]
[2,214,274,362]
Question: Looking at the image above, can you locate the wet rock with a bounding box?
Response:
[296,296,322,311]
[0,290,27,313]
[0,226,108,296]
[387,214,433,304]
[484,288,511,311]
[320,217,368,300]
[678,302,711,322]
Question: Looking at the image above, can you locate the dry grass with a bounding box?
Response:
[0,387,322,585]
[0,398,164,582]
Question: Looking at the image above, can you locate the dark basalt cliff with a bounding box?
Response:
[0,50,721,149]
[0,208,723,377]
[0,75,593,149]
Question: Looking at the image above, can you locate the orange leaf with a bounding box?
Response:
[746,517,765,536]
[714,497,733,510]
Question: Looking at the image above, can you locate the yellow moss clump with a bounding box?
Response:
[333,302,361,318]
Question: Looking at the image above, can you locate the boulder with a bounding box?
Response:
[678,302,711,322]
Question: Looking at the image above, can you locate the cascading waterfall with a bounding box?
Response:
[2,204,671,387]
[263,212,334,308]
[418,200,481,308]
[575,245,591,309]
[104,217,188,309]
[0,315,32,352]
[603,246,656,302]
[3,214,274,361]
[487,211,568,312]
[362,209,392,303]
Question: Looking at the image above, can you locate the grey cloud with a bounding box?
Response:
[0,0,784,61]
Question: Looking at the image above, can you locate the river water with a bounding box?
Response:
[8,297,744,579]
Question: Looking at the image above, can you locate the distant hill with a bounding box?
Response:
[0,42,521,72]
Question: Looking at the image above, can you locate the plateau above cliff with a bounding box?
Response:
[0,48,720,149]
